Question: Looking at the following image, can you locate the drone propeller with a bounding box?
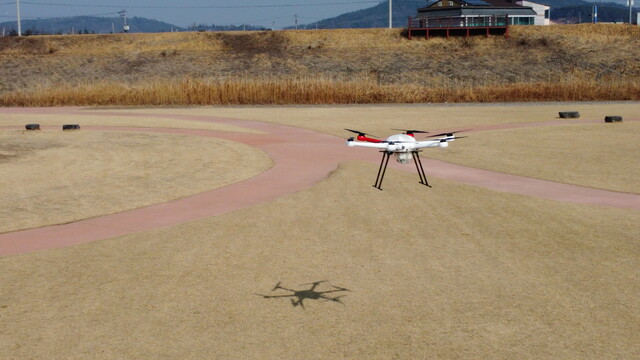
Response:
[438,136,468,140]
[391,128,429,134]
[426,129,471,138]
[345,129,378,137]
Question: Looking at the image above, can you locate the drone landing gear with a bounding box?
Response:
[373,150,431,190]
[373,151,392,190]
[413,150,431,188]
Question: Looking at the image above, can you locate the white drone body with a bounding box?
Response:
[347,133,452,163]
[344,129,463,190]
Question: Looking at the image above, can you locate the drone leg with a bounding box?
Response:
[373,151,391,190]
[413,151,431,187]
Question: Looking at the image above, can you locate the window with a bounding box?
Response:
[521,17,534,25]
[510,17,534,25]
[448,1,454,5]
[438,2,443,6]
[544,9,550,19]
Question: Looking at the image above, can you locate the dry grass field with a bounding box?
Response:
[0,104,638,359]
[1,24,640,105]
[139,102,640,193]
[0,129,272,233]
[0,112,264,133]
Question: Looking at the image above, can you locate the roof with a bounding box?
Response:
[482,0,523,7]
[420,0,534,12]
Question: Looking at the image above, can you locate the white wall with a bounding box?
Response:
[516,1,550,25]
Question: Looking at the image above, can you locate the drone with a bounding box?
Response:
[345,128,465,190]
[256,281,350,309]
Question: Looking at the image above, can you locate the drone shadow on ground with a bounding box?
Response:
[255,280,350,309]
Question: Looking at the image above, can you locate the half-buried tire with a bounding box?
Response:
[559,111,580,119]
[604,116,622,123]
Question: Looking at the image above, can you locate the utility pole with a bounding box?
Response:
[295,14,298,30]
[629,0,634,24]
[389,0,392,28]
[16,0,22,36]
[119,9,129,32]
[272,20,275,31]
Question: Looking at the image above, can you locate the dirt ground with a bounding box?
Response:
[0,103,638,359]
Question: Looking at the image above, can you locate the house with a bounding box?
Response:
[515,1,550,25]
[415,0,546,26]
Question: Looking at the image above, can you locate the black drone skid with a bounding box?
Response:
[373,150,431,190]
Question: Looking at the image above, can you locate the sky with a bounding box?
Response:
[0,0,391,29]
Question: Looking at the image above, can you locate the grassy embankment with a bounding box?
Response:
[0,24,639,106]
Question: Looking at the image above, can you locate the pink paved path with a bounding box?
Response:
[1,108,638,256]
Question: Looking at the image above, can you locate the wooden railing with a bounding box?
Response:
[408,15,509,29]
[407,15,509,39]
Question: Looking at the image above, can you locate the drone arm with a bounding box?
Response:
[346,139,389,149]
[357,135,382,143]
[414,139,448,149]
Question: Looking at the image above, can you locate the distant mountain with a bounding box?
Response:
[538,1,638,23]
[295,0,636,29]
[0,16,272,35]
[0,16,183,35]
[293,1,428,29]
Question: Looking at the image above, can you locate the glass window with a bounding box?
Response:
[512,17,534,25]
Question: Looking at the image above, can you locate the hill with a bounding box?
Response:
[550,3,638,23]
[297,0,427,29]
[0,16,182,35]
[0,25,639,105]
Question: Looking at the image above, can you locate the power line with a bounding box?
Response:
[20,1,381,9]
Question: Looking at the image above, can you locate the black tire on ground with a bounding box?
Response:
[559,111,580,118]
[604,116,623,123]
[62,124,80,130]
[25,124,40,130]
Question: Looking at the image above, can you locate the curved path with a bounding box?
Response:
[1,108,638,256]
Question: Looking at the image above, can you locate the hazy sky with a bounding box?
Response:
[0,0,388,29]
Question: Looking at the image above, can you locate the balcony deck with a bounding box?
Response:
[407,16,509,39]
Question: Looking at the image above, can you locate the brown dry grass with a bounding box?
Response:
[427,122,640,193]
[2,77,639,106]
[0,129,272,233]
[1,160,638,359]
[0,106,638,359]
[150,102,640,193]
[182,102,640,134]
[0,113,263,133]
[1,24,639,105]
